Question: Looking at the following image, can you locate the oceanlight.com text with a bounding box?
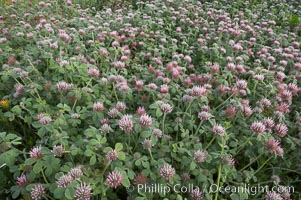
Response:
[129,183,295,196]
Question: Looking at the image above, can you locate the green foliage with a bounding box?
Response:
[289,14,300,26]
[0,0,301,199]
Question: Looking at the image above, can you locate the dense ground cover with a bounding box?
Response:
[0,0,301,199]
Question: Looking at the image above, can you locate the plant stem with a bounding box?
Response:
[214,136,226,200]
[102,160,111,176]
[265,167,301,176]
[253,157,273,176]
[214,93,235,111]
[69,154,75,165]
[86,77,93,87]
[253,81,258,98]
[239,153,264,172]
[27,59,39,73]
[71,98,78,111]
[45,194,55,200]
[182,101,192,123]
[194,121,203,137]
[162,113,166,136]
[0,163,6,169]
[214,165,222,200]
[128,133,131,150]
[41,168,49,184]
[233,137,252,156]
[59,91,63,104]
[205,136,216,150]
[101,179,107,199]
[148,149,154,160]
[23,76,42,101]
[101,161,111,199]
[112,83,119,101]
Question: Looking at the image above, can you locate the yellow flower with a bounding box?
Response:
[0,99,9,108]
[4,0,13,5]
